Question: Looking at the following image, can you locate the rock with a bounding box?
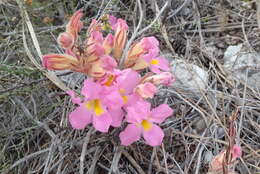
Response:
[248,72,260,88]
[170,59,209,92]
[204,150,213,164]
[223,44,260,88]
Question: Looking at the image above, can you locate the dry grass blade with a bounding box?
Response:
[16,0,69,92]
[122,150,146,174]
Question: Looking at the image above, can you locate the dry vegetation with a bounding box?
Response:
[0,0,260,173]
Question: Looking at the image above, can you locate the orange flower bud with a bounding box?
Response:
[42,54,79,71]
[135,82,157,99]
[113,19,128,61]
[66,9,83,42]
[103,34,114,55]
[57,32,74,49]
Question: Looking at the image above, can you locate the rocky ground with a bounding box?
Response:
[0,0,260,173]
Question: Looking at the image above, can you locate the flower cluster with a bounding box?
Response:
[42,10,174,146]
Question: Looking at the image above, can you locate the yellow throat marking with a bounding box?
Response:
[85,99,104,116]
[141,120,152,131]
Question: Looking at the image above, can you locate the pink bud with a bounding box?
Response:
[101,55,117,71]
[232,145,242,159]
[103,34,114,54]
[144,72,175,86]
[135,82,157,99]
[57,32,74,49]
[66,9,83,40]
[42,54,78,70]
[113,19,128,60]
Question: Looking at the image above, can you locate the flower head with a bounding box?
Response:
[119,101,173,146]
[142,49,170,73]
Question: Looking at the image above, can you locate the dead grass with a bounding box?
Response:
[0,0,259,173]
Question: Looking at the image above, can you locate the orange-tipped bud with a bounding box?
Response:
[87,60,106,78]
[125,37,159,69]
[113,19,128,61]
[42,54,79,70]
[103,34,114,55]
[57,32,74,49]
[208,145,242,174]
[143,72,175,86]
[66,9,83,42]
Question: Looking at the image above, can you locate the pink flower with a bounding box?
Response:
[125,36,161,71]
[141,36,159,51]
[135,82,157,99]
[68,79,112,132]
[119,101,173,146]
[116,69,140,94]
[115,69,141,105]
[142,49,170,73]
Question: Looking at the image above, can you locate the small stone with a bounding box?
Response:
[204,150,213,164]
[170,59,209,92]
[223,44,260,89]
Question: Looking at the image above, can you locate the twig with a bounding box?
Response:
[148,147,156,174]
[2,148,50,174]
[257,0,260,29]
[171,128,228,145]
[87,146,102,174]
[161,143,169,174]
[153,0,175,53]
[109,146,123,174]
[80,127,94,174]
[194,145,205,174]
[136,1,168,37]
[122,150,146,174]
[16,0,70,92]
[119,0,143,68]
[166,0,192,19]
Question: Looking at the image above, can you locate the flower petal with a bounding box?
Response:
[150,104,173,123]
[143,124,164,146]
[103,90,124,110]
[69,105,92,129]
[157,57,170,71]
[66,90,81,104]
[57,32,74,49]
[126,101,151,124]
[92,113,112,132]
[141,37,159,51]
[110,108,124,127]
[81,79,102,99]
[117,69,140,94]
[119,124,142,146]
[101,55,117,72]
